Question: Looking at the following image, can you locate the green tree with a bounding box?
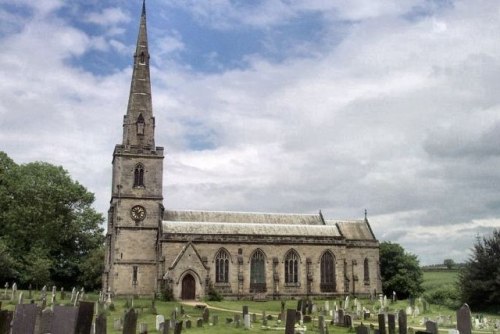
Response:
[380,241,424,298]
[0,151,104,288]
[78,246,104,291]
[458,229,500,310]
[443,258,455,270]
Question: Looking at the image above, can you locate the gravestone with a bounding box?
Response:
[243,305,249,317]
[123,309,138,334]
[197,319,203,327]
[234,313,241,327]
[307,300,313,315]
[378,313,386,334]
[52,305,79,334]
[244,314,251,329]
[11,303,38,334]
[285,309,296,334]
[95,313,107,334]
[75,301,94,334]
[0,310,14,334]
[40,308,55,334]
[398,309,407,334]
[301,300,307,315]
[28,284,32,299]
[185,320,191,329]
[388,313,396,334]
[156,315,165,331]
[139,323,147,334]
[202,307,209,323]
[338,309,345,326]
[357,324,370,334]
[303,315,312,323]
[212,315,218,325]
[345,314,353,328]
[457,304,472,334]
[296,299,303,311]
[60,288,65,300]
[425,321,438,334]
[318,315,326,334]
[174,320,183,334]
[17,292,23,305]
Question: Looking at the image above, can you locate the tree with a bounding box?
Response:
[443,259,455,270]
[0,151,104,288]
[379,241,424,298]
[458,229,500,310]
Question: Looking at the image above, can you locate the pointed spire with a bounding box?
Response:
[122,1,155,150]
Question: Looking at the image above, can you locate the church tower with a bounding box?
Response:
[103,1,164,295]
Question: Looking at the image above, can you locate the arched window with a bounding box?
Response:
[215,249,229,283]
[136,113,145,135]
[320,251,336,292]
[134,163,145,187]
[284,250,299,284]
[250,249,266,292]
[140,51,145,64]
[364,258,370,283]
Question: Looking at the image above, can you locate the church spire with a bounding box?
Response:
[122,0,155,150]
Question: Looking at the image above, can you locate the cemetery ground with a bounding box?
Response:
[1,289,499,334]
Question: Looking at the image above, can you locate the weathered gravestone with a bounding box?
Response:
[398,309,407,334]
[185,319,191,329]
[318,315,326,334]
[0,310,13,334]
[139,323,147,334]
[357,324,370,334]
[156,315,165,331]
[378,313,387,334]
[244,314,251,329]
[234,314,241,327]
[345,314,353,328]
[123,308,138,334]
[251,312,257,323]
[296,299,303,311]
[307,300,313,315]
[202,307,209,323]
[174,320,183,334]
[338,309,345,326]
[242,305,249,317]
[303,315,312,323]
[197,318,203,327]
[212,315,218,325]
[95,313,107,334]
[75,301,95,334]
[11,303,38,334]
[39,308,55,334]
[388,313,396,334]
[285,309,296,334]
[425,320,438,334]
[457,304,472,334]
[52,305,79,334]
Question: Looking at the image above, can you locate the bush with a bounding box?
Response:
[206,284,223,301]
[160,281,174,301]
[424,285,460,309]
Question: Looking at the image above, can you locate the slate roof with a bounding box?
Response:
[326,220,376,240]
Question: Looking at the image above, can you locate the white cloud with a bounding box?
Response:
[85,7,130,27]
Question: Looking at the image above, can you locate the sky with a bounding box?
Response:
[1,0,499,265]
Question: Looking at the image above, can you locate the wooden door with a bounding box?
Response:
[181,274,195,300]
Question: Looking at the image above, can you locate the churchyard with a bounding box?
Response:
[0,282,499,334]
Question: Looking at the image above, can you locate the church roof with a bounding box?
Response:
[162,220,342,237]
[326,220,376,240]
[163,210,323,225]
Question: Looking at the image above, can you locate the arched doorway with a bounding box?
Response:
[181,274,196,300]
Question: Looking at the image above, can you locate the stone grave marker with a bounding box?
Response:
[75,301,94,334]
[425,320,438,334]
[296,299,303,311]
[398,309,407,334]
[28,284,32,299]
[123,308,138,334]
[308,300,313,314]
[185,319,191,328]
[303,315,312,323]
[345,314,353,328]
[243,305,249,317]
[378,313,387,334]
[388,313,396,334]
[285,309,296,334]
[212,315,218,325]
[338,309,345,326]
[52,305,79,334]
[202,307,209,323]
[197,318,203,327]
[457,304,472,334]
[251,312,257,323]
[95,313,107,334]
[301,300,307,315]
[156,315,165,331]
[319,315,326,334]
[11,303,37,334]
[17,292,23,305]
[113,318,122,331]
[234,313,241,327]
[0,310,13,334]
[60,287,65,300]
[40,308,55,334]
[357,324,370,334]
[139,323,147,334]
[174,320,183,334]
[244,314,251,329]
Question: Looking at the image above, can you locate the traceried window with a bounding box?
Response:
[364,258,370,283]
[250,249,266,292]
[320,251,336,292]
[284,250,299,284]
[134,163,145,187]
[215,249,230,283]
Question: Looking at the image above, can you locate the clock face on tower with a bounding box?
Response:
[130,205,146,221]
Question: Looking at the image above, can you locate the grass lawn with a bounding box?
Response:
[422,270,459,291]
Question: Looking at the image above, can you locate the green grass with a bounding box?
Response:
[422,270,459,291]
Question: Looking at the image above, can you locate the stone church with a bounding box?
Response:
[103,2,382,300]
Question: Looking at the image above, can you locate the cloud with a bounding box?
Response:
[85,7,130,27]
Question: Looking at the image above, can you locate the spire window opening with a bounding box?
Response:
[136,114,145,135]
[134,163,145,188]
[140,52,145,64]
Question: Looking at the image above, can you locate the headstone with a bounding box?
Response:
[60,288,65,301]
[185,320,191,329]
[303,315,312,323]
[139,323,147,334]
[338,309,345,326]
[40,308,55,334]
[28,284,32,299]
[357,324,370,334]
[457,304,472,334]
[285,309,296,334]
[308,301,314,315]
[11,283,17,301]
[345,314,353,328]
[197,318,203,327]
[95,313,107,334]
[345,296,350,310]
[123,309,138,334]
[212,315,218,325]
[156,315,165,331]
[0,310,14,334]
[41,286,47,299]
[11,303,37,334]
[75,301,94,334]
[297,299,303,311]
[388,313,396,334]
[325,301,330,311]
[251,313,257,323]
[398,309,407,334]
[244,314,251,329]
[301,300,307,315]
[52,305,79,334]
[70,288,76,303]
[17,292,23,305]
[174,320,183,334]
[319,315,326,334]
[378,313,386,334]
[202,307,209,323]
[425,321,438,334]
[243,305,249,317]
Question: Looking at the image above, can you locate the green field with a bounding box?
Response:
[422,270,459,291]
